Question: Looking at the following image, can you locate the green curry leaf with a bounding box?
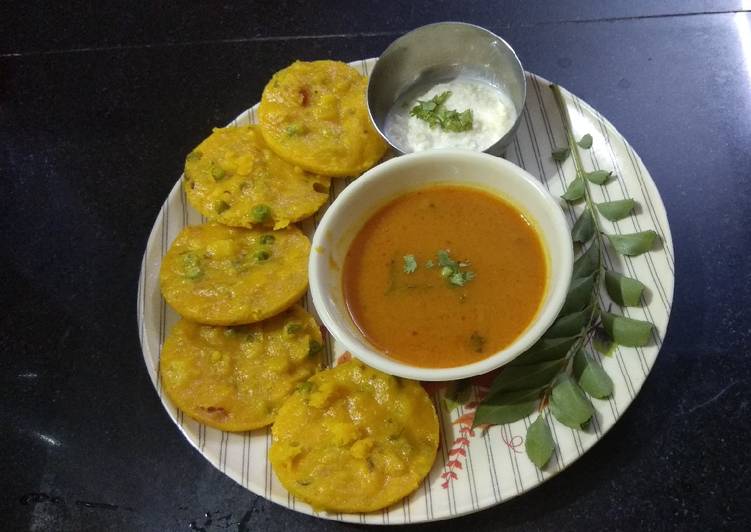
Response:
[596,199,636,221]
[573,350,614,399]
[561,274,595,314]
[605,271,646,306]
[488,360,566,395]
[607,230,658,256]
[572,209,595,243]
[550,375,594,428]
[526,415,555,468]
[561,178,585,202]
[572,241,600,279]
[473,399,538,427]
[507,336,578,366]
[583,169,611,185]
[592,327,616,357]
[481,387,545,406]
[601,311,653,347]
[544,306,592,339]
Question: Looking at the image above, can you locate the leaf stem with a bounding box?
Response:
[550,84,607,368]
[550,84,605,241]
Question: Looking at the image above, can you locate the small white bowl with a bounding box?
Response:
[309,150,573,381]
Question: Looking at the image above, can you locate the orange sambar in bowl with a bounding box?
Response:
[342,185,547,368]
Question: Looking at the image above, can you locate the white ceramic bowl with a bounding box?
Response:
[309,150,573,381]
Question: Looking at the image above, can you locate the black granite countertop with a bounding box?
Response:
[3,2,750,530]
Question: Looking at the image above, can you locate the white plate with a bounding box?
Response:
[137,59,674,524]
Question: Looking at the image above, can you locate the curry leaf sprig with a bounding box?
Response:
[466,84,659,469]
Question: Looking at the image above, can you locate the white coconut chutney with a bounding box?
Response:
[384,79,517,153]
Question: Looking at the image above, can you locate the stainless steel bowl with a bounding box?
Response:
[367,22,526,157]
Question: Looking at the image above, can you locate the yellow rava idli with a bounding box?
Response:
[270,359,439,513]
[183,125,330,230]
[160,306,324,431]
[159,223,309,325]
[259,60,387,177]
